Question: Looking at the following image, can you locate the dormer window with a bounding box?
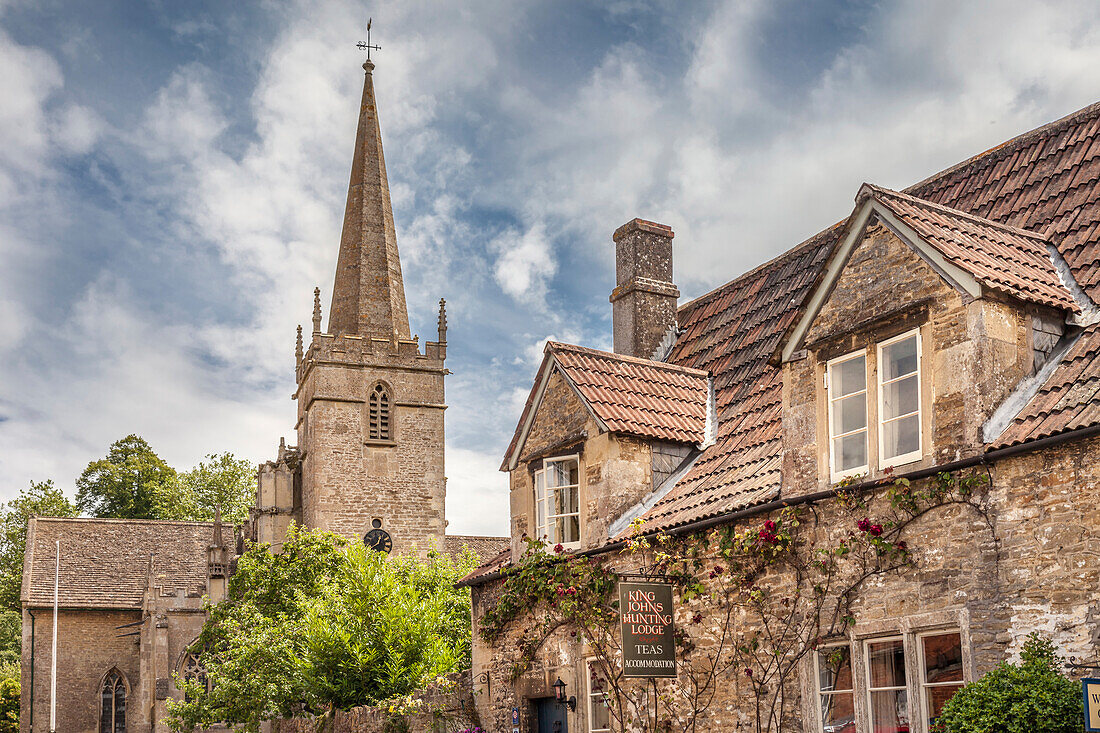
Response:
[534,456,580,548]
[878,330,921,468]
[826,328,924,482]
[827,350,869,480]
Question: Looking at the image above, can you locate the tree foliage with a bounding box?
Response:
[935,633,1082,733]
[154,452,255,523]
[166,526,477,732]
[0,480,79,612]
[76,434,176,519]
[0,663,17,733]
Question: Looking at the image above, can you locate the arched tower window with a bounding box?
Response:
[99,669,127,733]
[368,383,392,441]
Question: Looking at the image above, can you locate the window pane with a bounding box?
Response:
[923,633,963,684]
[832,393,868,435]
[556,514,580,543]
[820,692,855,733]
[882,374,918,420]
[925,683,963,727]
[882,336,918,381]
[882,414,920,459]
[818,646,853,692]
[590,667,611,731]
[868,639,906,688]
[834,432,867,472]
[869,689,908,732]
[548,459,578,488]
[552,486,578,516]
[831,356,866,397]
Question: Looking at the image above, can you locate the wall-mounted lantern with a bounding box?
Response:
[553,678,577,712]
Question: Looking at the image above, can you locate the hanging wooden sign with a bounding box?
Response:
[619,581,677,678]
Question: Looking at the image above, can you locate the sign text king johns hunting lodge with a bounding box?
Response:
[619,581,677,678]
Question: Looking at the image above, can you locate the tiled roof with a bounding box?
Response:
[866,185,1078,312]
[629,235,837,532]
[908,100,1100,300]
[23,517,216,609]
[550,343,710,444]
[992,324,1100,448]
[457,547,511,586]
[633,100,1100,533]
[443,534,509,562]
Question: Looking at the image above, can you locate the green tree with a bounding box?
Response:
[153,453,256,523]
[76,435,175,519]
[0,480,79,612]
[935,633,1082,733]
[166,526,477,732]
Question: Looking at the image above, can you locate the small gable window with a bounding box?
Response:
[827,350,869,480]
[100,669,127,733]
[534,456,580,548]
[878,330,922,468]
[368,383,392,441]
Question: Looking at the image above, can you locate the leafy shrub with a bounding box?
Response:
[0,662,19,733]
[935,633,1082,733]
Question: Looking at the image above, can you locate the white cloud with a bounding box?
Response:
[444,447,509,536]
[491,223,557,304]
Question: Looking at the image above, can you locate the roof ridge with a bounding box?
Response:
[547,341,710,376]
[677,224,843,315]
[32,516,220,527]
[866,184,1050,241]
[905,99,1100,196]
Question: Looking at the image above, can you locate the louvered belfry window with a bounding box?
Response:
[369,383,392,441]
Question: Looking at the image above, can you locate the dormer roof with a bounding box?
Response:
[501,342,709,471]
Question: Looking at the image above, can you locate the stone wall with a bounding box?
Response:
[471,434,1100,732]
[273,672,479,733]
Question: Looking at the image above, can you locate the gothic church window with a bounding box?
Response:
[369,383,392,441]
[179,651,208,701]
[100,669,126,733]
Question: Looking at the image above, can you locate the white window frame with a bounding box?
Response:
[877,329,922,470]
[586,657,611,733]
[864,636,908,733]
[534,455,581,549]
[916,630,965,732]
[827,349,869,482]
[813,642,855,733]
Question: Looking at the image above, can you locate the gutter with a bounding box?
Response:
[460,422,1100,587]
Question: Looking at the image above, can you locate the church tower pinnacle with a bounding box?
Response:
[328,59,411,341]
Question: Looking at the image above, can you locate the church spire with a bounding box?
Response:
[327,58,411,340]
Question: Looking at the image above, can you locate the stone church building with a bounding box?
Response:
[464,101,1100,733]
[19,58,505,732]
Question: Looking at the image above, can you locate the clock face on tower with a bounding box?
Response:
[364,518,392,554]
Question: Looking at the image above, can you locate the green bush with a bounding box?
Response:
[0,662,19,733]
[935,633,1082,733]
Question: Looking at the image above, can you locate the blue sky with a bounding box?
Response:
[4,0,1100,535]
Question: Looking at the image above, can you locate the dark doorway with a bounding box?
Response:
[534,696,568,733]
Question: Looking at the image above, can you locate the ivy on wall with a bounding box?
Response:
[479,470,995,733]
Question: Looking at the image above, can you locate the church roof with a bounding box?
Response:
[327,59,411,340]
[442,534,509,563]
[22,517,217,610]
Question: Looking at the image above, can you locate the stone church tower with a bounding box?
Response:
[254,58,448,555]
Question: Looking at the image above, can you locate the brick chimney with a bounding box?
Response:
[610,218,680,359]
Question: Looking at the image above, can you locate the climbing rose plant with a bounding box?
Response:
[480,470,993,733]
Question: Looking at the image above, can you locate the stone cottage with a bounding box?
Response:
[19,57,506,733]
[463,101,1100,733]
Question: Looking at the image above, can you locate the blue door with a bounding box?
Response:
[535,697,568,733]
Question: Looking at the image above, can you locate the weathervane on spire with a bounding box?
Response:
[357,18,381,61]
